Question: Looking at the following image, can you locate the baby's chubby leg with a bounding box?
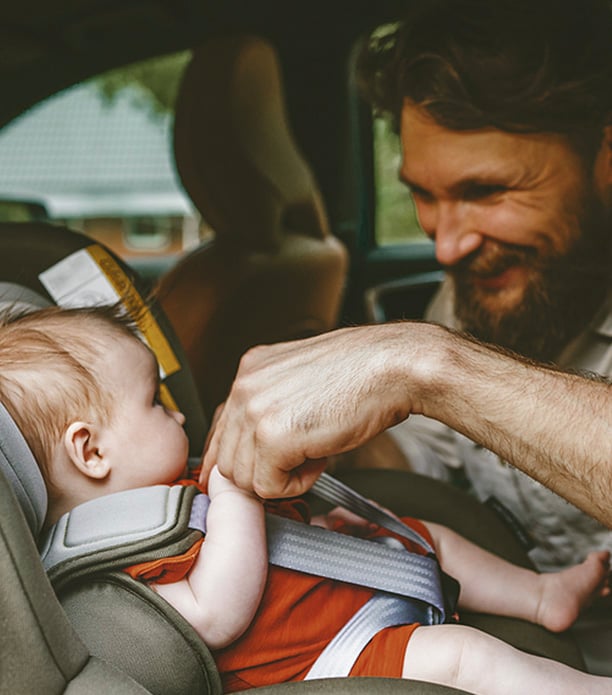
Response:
[402,624,612,694]
[424,521,610,631]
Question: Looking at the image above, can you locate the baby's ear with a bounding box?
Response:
[63,421,110,480]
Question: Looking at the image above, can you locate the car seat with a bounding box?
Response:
[155,35,349,418]
[0,222,585,693]
[0,411,584,695]
[0,452,150,694]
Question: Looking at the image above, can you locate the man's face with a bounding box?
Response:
[399,102,611,361]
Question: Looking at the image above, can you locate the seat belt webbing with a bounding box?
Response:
[265,513,446,620]
[304,592,431,680]
[311,472,434,553]
[264,473,453,677]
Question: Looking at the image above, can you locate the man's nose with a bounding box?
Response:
[417,199,482,266]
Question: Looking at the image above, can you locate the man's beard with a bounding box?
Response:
[450,200,610,363]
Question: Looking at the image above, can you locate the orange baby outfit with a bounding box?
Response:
[126,486,433,692]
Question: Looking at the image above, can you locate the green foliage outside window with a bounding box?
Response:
[95,52,191,117]
[373,116,425,246]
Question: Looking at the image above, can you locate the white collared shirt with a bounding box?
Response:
[390,281,612,571]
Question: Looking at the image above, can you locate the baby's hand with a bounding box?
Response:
[207,464,260,500]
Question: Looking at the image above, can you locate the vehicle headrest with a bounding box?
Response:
[0,281,51,315]
[173,35,329,251]
[0,401,47,535]
[0,281,51,535]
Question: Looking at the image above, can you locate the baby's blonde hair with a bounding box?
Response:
[0,305,140,485]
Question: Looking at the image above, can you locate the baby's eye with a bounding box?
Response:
[153,388,163,406]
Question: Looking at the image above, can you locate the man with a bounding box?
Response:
[205,0,612,674]
[362,1,611,671]
[358,0,612,573]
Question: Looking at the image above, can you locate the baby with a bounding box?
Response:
[0,305,610,694]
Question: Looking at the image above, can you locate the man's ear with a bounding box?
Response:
[63,421,111,480]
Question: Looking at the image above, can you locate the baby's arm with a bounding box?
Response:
[152,465,267,649]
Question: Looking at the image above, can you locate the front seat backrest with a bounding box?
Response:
[156,35,348,417]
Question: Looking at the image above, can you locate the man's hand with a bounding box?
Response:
[201,323,436,498]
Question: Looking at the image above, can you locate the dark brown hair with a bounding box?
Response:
[359,0,612,160]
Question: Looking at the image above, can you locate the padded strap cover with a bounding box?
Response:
[41,484,202,591]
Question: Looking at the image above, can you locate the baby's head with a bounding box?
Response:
[0,305,189,523]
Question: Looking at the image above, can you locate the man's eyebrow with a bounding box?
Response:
[399,171,509,198]
[398,174,435,199]
[398,172,428,193]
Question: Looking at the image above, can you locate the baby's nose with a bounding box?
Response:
[171,408,186,426]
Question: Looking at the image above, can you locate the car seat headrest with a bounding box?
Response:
[0,401,47,535]
[0,281,52,316]
[173,35,330,251]
[0,281,51,535]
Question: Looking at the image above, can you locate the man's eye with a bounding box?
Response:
[463,184,507,201]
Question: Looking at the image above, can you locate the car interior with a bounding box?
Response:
[0,1,599,692]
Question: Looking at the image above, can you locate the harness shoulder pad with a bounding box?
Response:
[40,484,204,591]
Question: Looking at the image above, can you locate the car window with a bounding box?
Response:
[349,28,428,253]
[0,51,211,277]
[373,115,425,246]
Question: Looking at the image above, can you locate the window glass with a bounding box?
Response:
[373,115,426,246]
[0,51,213,267]
[123,216,176,251]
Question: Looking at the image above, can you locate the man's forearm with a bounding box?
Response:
[415,326,612,526]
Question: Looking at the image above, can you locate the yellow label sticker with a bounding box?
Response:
[158,382,179,413]
[39,244,181,380]
[86,245,181,379]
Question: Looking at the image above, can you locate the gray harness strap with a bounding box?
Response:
[265,514,445,618]
[298,474,449,679]
[40,484,205,590]
[312,472,435,553]
[304,592,432,679]
[43,486,444,612]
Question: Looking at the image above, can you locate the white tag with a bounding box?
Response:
[39,248,121,308]
[38,246,181,397]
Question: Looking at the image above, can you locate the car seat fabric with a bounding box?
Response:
[0,400,47,535]
[0,398,222,695]
[0,464,150,694]
[156,35,348,417]
[0,221,208,456]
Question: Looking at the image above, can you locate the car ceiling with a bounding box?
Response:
[0,0,407,129]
